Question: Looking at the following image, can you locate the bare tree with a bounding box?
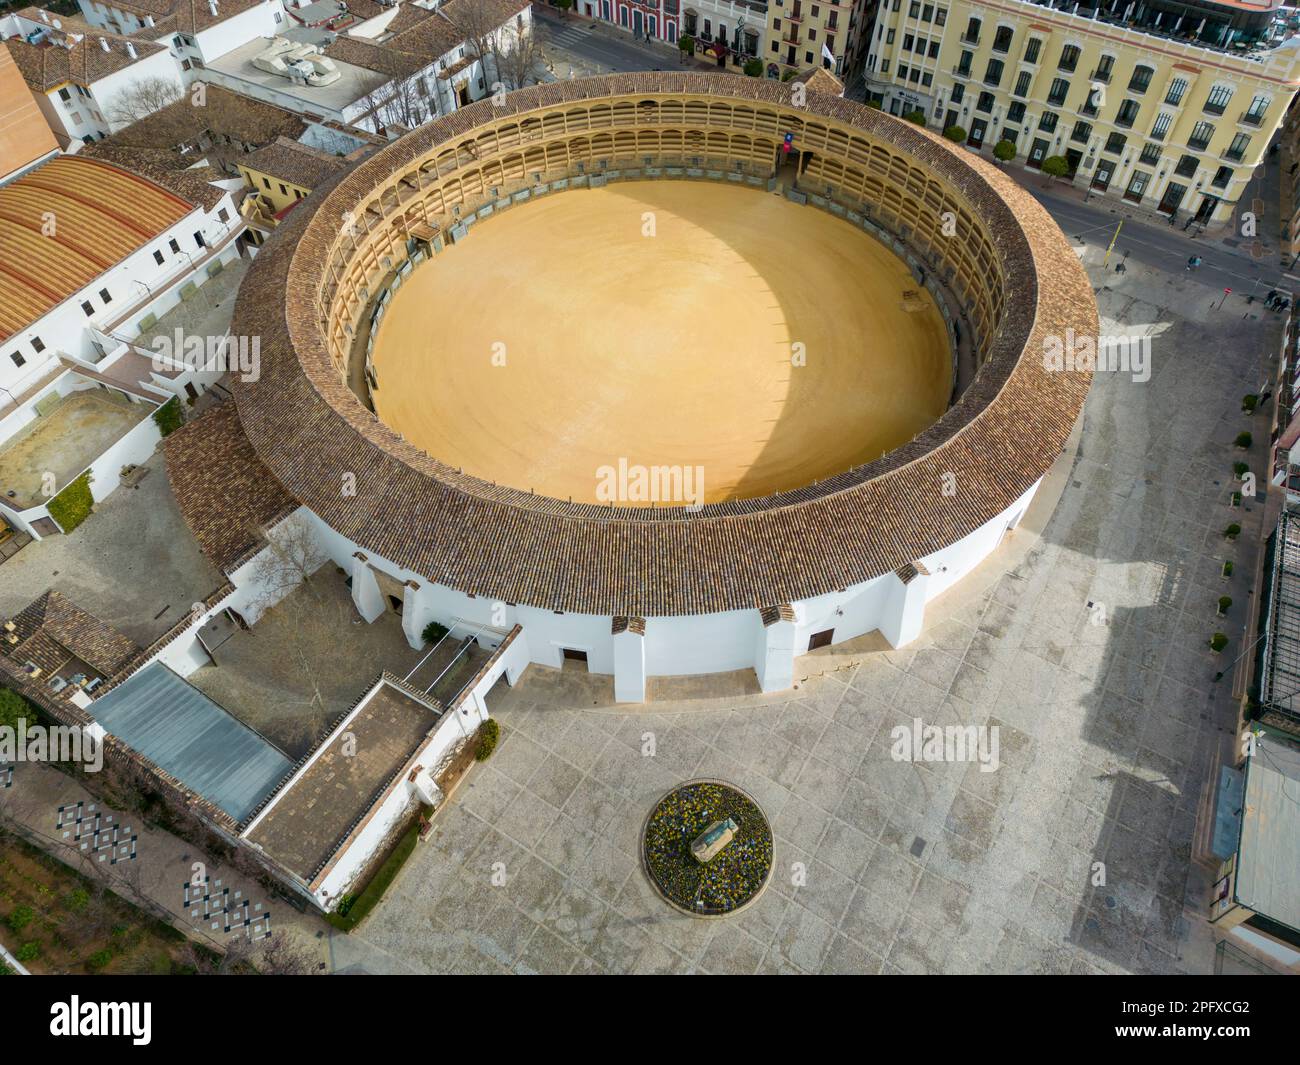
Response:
[104,76,185,127]
[180,929,320,975]
[494,23,544,91]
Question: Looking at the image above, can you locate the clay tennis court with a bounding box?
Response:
[370,182,952,505]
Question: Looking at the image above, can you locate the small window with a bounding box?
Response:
[31,336,45,353]
[218,207,230,223]
[168,238,180,254]
[153,249,164,265]
[81,301,94,316]
[1058,44,1080,72]
[194,232,205,248]
[9,352,25,368]
[99,288,111,304]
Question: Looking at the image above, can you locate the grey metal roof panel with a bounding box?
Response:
[1211,765,1245,863]
[89,662,292,822]
[1236,736,1300,932]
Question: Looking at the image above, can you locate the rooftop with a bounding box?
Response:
[0,154,195,342]
[241,133,348,186]
[2,16,167,92]
[1257,503,1300,737]
[1235,734,1300,933]
[0,590,140,695]
[206,34,389,113]
[245,677,441,882]
[163,401,298,575]
[89,660,294,822]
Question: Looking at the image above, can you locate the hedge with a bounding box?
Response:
[47,471,94,533]
[152,397,182,437]
[324,821,421,932]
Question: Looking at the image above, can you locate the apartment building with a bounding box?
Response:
[862,0,1300,228]
[766,0,872,78]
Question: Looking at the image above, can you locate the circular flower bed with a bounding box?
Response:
[641,780,773,917]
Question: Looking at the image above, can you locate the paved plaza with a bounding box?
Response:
[328,248,1278,975]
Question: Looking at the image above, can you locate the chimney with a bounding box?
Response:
[39,10,50,22]
[99,36,110,51]
[208,0,218,13]
[144,14,154,25]
[126,41,137,58]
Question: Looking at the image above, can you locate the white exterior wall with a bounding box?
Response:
[291,477,1041,694]
[192,1,286,64]
[0,201,235,394]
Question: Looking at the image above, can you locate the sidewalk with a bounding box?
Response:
[996,149,1285,264]
[535,7,744,77]
[0,757,331,969]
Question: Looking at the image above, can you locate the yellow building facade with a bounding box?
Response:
[863,0,1300,227]
[765,0,874,78]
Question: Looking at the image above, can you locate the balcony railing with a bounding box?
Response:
[1225,147,1247,162]
[952,65,972,78]
[1203,101,1228,116]
[1089,68,1112,83]
[1240,110,1266,126]
[961,32,980,45]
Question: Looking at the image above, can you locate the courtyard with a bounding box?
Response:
[329,246,1275,974]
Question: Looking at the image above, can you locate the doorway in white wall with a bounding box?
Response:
[561,648,589,670]
[808,628,834,651]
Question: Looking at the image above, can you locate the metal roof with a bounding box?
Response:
[89,662,292,823]
[1235,734,1300,933]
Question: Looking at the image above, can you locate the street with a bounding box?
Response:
[533,7,1296,310]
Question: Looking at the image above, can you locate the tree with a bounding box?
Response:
[555,0,572,12]
[1041,155,1071,184]
[452,3,541,94]
[679,33,695,55]
[103,76,184,128]
[992,138,1016,164]
[943,125,967,142]
[0,688,31,733]
[902,110,927,127]
[180,929,319,975]
[493,23,544,92]
[743,57,763,77]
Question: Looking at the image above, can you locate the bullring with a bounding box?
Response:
[188,71,1096,700]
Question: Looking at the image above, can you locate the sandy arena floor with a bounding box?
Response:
[370,182,951,505]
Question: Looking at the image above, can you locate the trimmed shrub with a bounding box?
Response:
[152,396,183,437]
[902,109,927,126]
[1218,596,1232,615]
[678,33,694,53]
[1242,394,1258,412]
[992,138,1016,163]
[1233,461,1249,478]
[1041,155,1071,180]
[743,58,763,77]
[47,471,94,533]
[1223,560,1234,578]
[1235,432,1253,449]
[475,718,501,762]
[1209,633,1228,653]
[421,620,448,646]
[1224,523,1241,540]
[943,125,966,142]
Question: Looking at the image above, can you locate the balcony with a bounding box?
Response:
[1240,110,1266,127]
[1089,68,1112,83]
[1225,146,1247,162]
[960,32,980,45]
[952,65,972,79]
[1189,136,1212,151]
[1203,101,1228,116]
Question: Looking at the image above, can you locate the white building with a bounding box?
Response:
[0,154,243,539]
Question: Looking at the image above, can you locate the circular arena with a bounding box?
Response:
[222,72,1097,699]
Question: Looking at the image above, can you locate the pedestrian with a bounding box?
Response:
[1186,255,1202,270]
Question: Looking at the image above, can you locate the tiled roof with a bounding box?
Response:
[98,82,308,149]
[5,24,167,92]
[324,33,426,78]
[241,135,346,187]
[163,401,298,574]
[0,154,194,342]
[790,68,845,97]
[223,73,1096,619]
[0,590,141,680]
[78,142,228,210]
